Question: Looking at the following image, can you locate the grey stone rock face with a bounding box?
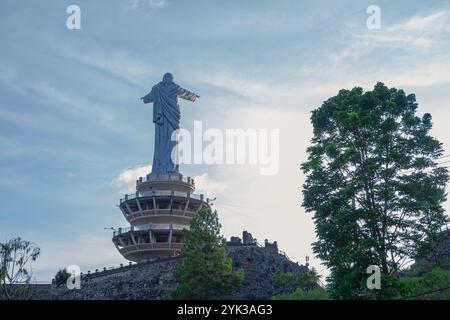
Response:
[228,246,308,299]
[242,231,255,245]
[426,229,450,269]
[32,245,308,300]
[50,258,181,300]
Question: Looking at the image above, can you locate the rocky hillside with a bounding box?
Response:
[33,233,308,300]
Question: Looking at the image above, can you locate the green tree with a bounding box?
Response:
[53,268,71,287]
[0,265,5,282]
[0,237,40,299]
[272,270,329,300]
[171,208,244,300]
[301,82,449,299]
[273,270,320,292]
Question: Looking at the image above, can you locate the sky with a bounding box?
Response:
[1,0,450,282]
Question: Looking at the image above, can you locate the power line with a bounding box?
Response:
[215,201,259,211]
[213,202,255,219]
[400,285,450,300]
[437,160,450,166]
[400,164,450,174]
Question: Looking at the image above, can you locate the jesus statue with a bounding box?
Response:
[141,73,199,175]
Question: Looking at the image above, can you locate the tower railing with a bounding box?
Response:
[79,256,184,281]
[113,223,189,236]
[120,190,204,203]
[136,174,195,185]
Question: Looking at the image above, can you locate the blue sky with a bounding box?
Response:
[1,0,450,281]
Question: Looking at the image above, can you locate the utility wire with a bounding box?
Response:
[400,163,450,174]
[215,201,259,211]
[437,160,450,165]
[399,285,450,300]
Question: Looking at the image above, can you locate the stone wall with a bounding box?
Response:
[48,257,181,300]
[32,238,308,300]
[228,245,308,299]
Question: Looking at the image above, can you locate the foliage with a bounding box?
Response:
[301,82,449,299]
[272,287,330,300]
[171,208,244,300]
[356,273,409,300]
[0,237,40,299]
[0,266,5,282]
[404,257,450,277]
[273,270,320,292]
[271,269,329,300]
[400,267,450,299]
[394,256,450,299]
[53,268,71,287]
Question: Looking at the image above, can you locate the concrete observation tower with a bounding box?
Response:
[112,73,210,262]
[112,172,210,262]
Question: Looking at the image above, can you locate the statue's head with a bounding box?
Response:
[163,72,174,83]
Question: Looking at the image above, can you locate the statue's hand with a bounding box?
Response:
[141,92,154,103]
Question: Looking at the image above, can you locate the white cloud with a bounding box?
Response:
[112,163,152,194]
[192,173,227,198]
[189,69,335,111]
[304,57,450,90]
[0,64,26,95]
[72,51,155,89]
[203,11,291,37]
[31,82,130,134]
[349,9,450,50]
[126,0,167,10]
[380,61,450,87]
[111,163,226,198]
[292,9,450,91]
[208,106,320,274]
[32,233,125,282]
[388,10,450,32]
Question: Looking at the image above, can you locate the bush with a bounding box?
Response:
[400,267,450,300]
[273,288,329,300]
[53,269,71,287]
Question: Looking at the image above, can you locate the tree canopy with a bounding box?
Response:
[301,82,449,299]
[171,208,244,300]
[53,268,71,287]
[0,237,40,299]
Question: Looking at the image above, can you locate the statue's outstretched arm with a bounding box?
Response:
[141,90,154,104]
[178,88,200,102]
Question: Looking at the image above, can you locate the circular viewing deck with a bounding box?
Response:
[112,224,186,262]
[119,190,207,226]
[113,171,211,262]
